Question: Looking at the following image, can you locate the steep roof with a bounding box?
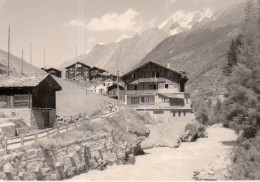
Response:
[120,61,186,78]
[65,62,91,69]
[91,66,106,72]
[0,74,62,91]
[42,67,62,72]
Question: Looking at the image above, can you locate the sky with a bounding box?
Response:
[0,0,238,68]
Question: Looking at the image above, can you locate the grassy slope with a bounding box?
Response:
[54,77,121,117]
[0,49,45,76]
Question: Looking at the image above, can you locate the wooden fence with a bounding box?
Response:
[0,110,119,155]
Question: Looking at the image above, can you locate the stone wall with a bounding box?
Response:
[0,108,31,126]
[0,133,133,180]
[139,110,195,123]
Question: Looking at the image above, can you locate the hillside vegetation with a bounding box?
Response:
[190,0,260,180]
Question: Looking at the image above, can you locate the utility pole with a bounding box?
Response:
[43,47,45,68]
[7,25,10,76]
[30,41,32,65]
[116,55,120,100]
[75,45,77,79]
[21,49,24,75]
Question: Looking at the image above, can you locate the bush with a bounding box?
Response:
[185,123,198,133]
[195,111,208,125]
[182,123,207,142]
[243,127,257,139]
[231,135,260,180]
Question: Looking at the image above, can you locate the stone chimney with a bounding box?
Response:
[167,63,170,68]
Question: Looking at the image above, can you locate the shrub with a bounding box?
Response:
[243,127,257,139]
[195,111,208,125]
[231,135,260,180]
[185,123,198,133]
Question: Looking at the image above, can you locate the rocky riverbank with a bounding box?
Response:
[193,152,233,180]
[69,124,238,181]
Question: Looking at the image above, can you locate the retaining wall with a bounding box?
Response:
[0,133,131,180]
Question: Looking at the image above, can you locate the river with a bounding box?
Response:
[70,124,237,181]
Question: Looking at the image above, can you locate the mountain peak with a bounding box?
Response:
[115,34,133,43]
[159,8,213,35]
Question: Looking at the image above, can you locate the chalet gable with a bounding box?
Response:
[91,66,106,73]
[65,62,91,69]
[120,61,188,84]
[0,74,62,92]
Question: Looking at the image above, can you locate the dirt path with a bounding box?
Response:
[70,124,237,181]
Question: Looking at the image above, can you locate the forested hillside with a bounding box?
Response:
[193,0,260,179]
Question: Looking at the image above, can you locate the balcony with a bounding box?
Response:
[129,103,191,110]
[125,90,158,95]
[129,77,167,84]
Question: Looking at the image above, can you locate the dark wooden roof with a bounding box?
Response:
[65,62,91,69]
[0,74,62,91]
[91,66,106,72]
[42,67,62,72]
[120,61,186,78]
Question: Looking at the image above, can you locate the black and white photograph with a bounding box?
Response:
[0,0,259,181]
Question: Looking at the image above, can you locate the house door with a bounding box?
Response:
[43,110,50,128]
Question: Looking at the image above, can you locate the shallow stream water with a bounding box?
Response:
[70,124,237,181]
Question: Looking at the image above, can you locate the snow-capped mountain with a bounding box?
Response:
[60,28,169,75]
[159,8,213,35]
[115,34,132,43]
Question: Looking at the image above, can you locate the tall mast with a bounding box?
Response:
[43,47,45,68]
[21,49,24,75]
[116,55,119,100]
[75,45,77,79]
[30,41,32,65]
[7,25,10,76]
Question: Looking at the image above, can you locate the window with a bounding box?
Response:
[170,99,185,106]
[131,73,135,79]
[172,111,176,117]
[141,96,149,103]
[156,72,160,78]
[153,110,164,114]
[131,97,139,104]
[134,85,137,90]
[178,111,181,117]
[165,84,169,89]
[184,111,186,116]
[186,97,189,104]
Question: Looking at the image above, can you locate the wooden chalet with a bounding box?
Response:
[0,74,62,129]
[65,62,91,81]
[120,61,192,122]
[42,67,62,78]
[90,66,107,80]
[107,83,125,101]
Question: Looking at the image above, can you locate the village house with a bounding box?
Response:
[90,66,107,80]
[106,83,125,101]
[41,67,62,78]
[65,62,91,81]
[120,61,193,122]
[0,74,62,130]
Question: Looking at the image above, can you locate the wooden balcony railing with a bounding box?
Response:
[125,90,158,95]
